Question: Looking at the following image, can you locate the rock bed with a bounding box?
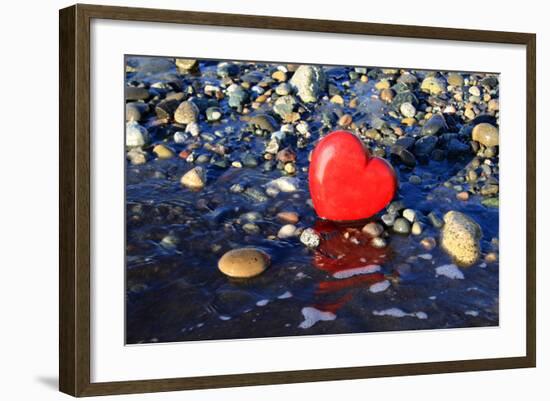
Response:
[125,57,499,344]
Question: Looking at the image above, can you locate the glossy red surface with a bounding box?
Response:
[310,220,391,313]
[309,130,397,221]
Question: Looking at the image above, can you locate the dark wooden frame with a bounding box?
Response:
[59,3,536,397]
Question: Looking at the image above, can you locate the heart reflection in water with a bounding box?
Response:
[308,220,393,316]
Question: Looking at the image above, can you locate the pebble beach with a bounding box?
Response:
[125,56,499,344]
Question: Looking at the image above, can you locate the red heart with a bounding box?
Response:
[309,130,397,221]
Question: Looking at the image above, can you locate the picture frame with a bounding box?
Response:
[59,3,536,397]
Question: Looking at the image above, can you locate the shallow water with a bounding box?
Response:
[125,57,498,344]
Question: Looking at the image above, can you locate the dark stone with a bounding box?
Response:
[244,114,278,133]
[217,62,240,78]
[391,90,418,112]
[421,114,448,136]
[125,86,150,101]
[447,138,470,155]
[241,71,263,84]
[428,212,443,228]
[414,135,438,157]
[391,145,417,167]
[387,200,406,215]
[154,98,179,120]
[471,114,497,126]
[243,187,268,203]
[395,136,415,150]
[480,76,499,88]
[241,153,259,168]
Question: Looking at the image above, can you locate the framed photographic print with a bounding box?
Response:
[59,3,536,397]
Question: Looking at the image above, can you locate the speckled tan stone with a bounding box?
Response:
[218,248,270,278]
[441,211,482,267]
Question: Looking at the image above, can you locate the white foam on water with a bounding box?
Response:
[418,253,433,260]
[298,307,336,329]
[429,296,437,300]
[369,280,391,293]
[333,264,381,279]
[373,307,428,320]
[465,310,479,317]
[435,264,465,280]
[373,308,407,318]
[415,312,428,319]
[219,315,231,321]
[277,291,293,299]
[256,299,269,307]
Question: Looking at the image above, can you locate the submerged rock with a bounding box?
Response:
[266,176,299,193]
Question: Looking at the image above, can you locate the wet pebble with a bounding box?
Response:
[414,135,438,156]
[393,218,411,235]
[456,191,469,201]
[300,228,321,248]
[290,65,326,103]
[381,213,396,227]
[125,86,149,101]
[278,224,298,239]
[420,237,437,251]
[277,147,297,163]
[400,102,416,118]
[173,131,187,144]
[267,176,299,193]
[180,166,206,190]
[402,209,416,223]
[420,76,446,95]
[428,212,443,229]
[411,222,423,236]
[152,144,174,159]
[277,211,300,224]
[435,264,464,280]
[447,73,464,87]
[441,211,482,266]
[175,58,198,72]
[217,248,270,278]
[362,222,384,237]
[241,153,259,168]
[371,237,387,249]
[126,121,149,147]
[126,102,145,122]
[206,107,222,122]
[127,148,147,165]
[174,101,199,124]
[472,123,499,147]
[242,223,261,235]
[243,187,269,202]
[422,114,448,136]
